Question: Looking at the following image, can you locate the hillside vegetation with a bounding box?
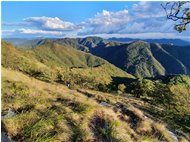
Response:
[2,68,189,142]
[90,40,190,77]
[2,40,133,89]
[1,40,190,142]
[6,37,190,77]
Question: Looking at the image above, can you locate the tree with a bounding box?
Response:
[161,1,190,32]
[131,79,155,98]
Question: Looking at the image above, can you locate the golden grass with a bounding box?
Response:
[2,68,186,142]
[152,122,175,142]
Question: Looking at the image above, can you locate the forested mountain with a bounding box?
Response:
[5,37,190,78]
[90,41,190,77]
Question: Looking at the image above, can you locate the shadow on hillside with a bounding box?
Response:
[110,76,137,85]
[144,74,181,84]
[96,76,138,92]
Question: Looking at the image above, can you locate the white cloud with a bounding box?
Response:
[79,1,180,35]
[18,28,64,35]
[81,9,130,34]
[132,1,165,18]
[2,28,65,38]
[24,16,78,31]
[2,30,16,37]
[2,2,189,39]
[2,22,30,27]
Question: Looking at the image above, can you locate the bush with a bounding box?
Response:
[117,84,126,94]
[30,68,56,82]
[10,82,32,96]
[97,83,108,92]
[130,79,155,98]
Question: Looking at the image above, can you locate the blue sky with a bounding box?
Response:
[2,1,190,40]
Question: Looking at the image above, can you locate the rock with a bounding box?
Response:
[1,132,14,142]
[168,131,178,142]
[100,101,109,106]
[2,109,16,119]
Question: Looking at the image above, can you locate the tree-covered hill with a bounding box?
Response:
[2,40,134,89]
[6,37,189,78]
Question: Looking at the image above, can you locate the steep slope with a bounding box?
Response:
[30,40,106,68]
[4,37,190,78]
[124,41,166,77]
[162,44,190,72]
[2,67,189,142]
[90,40,189,77]
[1,41,51,74]
[150,43,188,74]
[51,37,190,77]
[91,41,166,77]
[2,40,190,142]
[50,36,108,52]
[1,40,134,89]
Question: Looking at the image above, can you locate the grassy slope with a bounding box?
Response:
[1,40,134,89]
[2,40,189,142]
[29,41,106,68]
[2,67,187,142]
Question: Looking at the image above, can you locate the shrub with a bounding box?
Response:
[30,68,56,82]
[97,83,108,92]
[117,84,126,94]
[10,82,32,96]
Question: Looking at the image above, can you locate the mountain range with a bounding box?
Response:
[108,37,190,46]
[5,37,189,78]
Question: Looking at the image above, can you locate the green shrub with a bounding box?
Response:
[130,79,155,98]
[97,83,108,92]
[28,68,56,82]
[117,84,126,94]
[10,82,32,96]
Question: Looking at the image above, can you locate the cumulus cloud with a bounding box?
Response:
[2,2,189,39]
[24,16,78,31]
[79,1,178,35]
[81,9,130,34]
[132,1,165,18]
[2,16,80,37]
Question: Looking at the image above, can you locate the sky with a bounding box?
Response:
[2,1,190,40]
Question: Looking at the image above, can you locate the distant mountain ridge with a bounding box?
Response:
[108,37,190,46]
[4,37,190,77]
